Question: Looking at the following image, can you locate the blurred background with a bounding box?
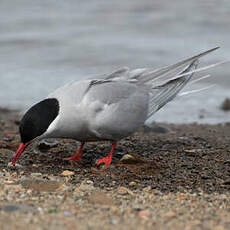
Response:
[0,0,229,123]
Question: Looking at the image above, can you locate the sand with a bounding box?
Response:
[0,109,229,230]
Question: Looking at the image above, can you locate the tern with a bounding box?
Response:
[12,47,220,166]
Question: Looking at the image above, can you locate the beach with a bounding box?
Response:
[0,0,230,229]
[0,109,229,230]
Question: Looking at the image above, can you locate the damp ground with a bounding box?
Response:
[0,109,229,230]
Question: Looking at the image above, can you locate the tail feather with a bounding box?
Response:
[189,74,211,85]
[136,47,219,84]
[168,61,224,80]
[178,85,216,97]
[147,60,199,119]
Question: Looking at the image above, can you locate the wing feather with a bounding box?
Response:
[147,60,198,119]
[103,47,219,84]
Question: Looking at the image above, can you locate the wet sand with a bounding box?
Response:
[0,109,230,230]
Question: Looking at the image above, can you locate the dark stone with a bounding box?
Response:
[221,98,230,111]
[141,124,170,134]
[0,204,38,213]
[37,139,59,151]
[0,205,19,212]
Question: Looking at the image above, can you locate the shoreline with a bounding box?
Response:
[0,109,230,229]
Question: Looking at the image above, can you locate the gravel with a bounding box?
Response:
[0,109,229,230]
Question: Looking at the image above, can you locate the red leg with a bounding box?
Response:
[96,142,117,165]
[64,142,85,162]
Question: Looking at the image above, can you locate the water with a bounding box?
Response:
[0,0,229,123]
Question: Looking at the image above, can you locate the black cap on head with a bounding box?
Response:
[19,98,59,143]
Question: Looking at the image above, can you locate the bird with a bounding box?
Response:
[12,47,220,166]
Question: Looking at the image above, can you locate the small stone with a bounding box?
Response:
[176,194,187,199]
[142,124,170,134]
[184,149,202,156]
[63,211,74,216]
[132,204,142,211]
[0,205,19,212]
[223,160,230,165]
[86,180,93,184]
[152,189,162,196]
[4,180,17,185]
[0,148,14,155]
[110,217,120,225]
[74,187,81,194]
[222,179,230,185]
[221,98,230,111]
[8,162,23,168]
[129,181,136,187]
[79,182,94,191]
[60,170,75,176]
[201,173,211,180]
[143,186,152,192]
[165,211,177,221]
[117,186,134,195]
[37,207,44,214]
[119,153,144,164]
[32,164,43,167]
[0,140,7,148]
[10,172,17,177]
[0,204,38,213]
[37,139,59,151]
[138,210,151,220]
[31,173,42,177]
[57,183,69,192]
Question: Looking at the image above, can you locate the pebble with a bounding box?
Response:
[0,140,7,148]
[220,98,230,111]
[222,179,230,185]
[201,173,211,180]
[142,124,170,134]
[143,186,152,192]
[37,139,59,150]
[117,186,134,195]
[60,170,75,176]
[165,211,177,221]
[0,204,38,213]
[79,182,94,191]
[110,217,120,225]
[152,189,162,195]
[0,148,14,155]
[129,181,136,187]
[0,205,19,212]
[223,160,230,165]
[119,153,144,164]
[4,180,18,185]
[184,149,202,156]
[31,173,43,177]
[7,162,23,168]
[63,211,74,217]
[138,210,151,220]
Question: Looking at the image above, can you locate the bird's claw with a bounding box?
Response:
[63,154,82,162]
[96,156,112,165]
